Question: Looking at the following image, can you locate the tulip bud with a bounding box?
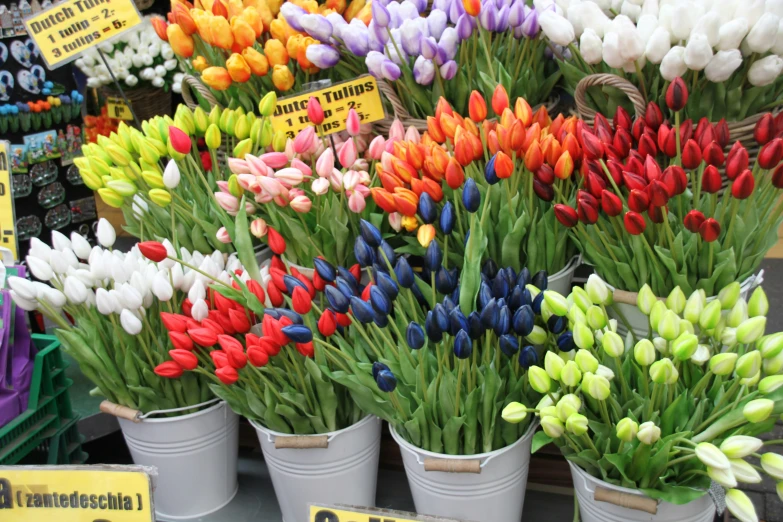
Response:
[571,287,592,312]
[637,421,661,445]
[573,322,595,350]
[616,418,639,443]
[501,402,528,424]
[545,351,565,381]
[650,358,674,384]
[602,331,624,358]
[544,290,569,317]
[731,459,763,484]
[560,360,582,387]
[586,305,607,330]
[528,366,551,394]
[556,397,580,423]
[649,300,667,332]
[708,352,738,376]
[698,300,721,331]
[744,398,774,423]
[672,333,699,361]
[708,466,738,489]
[541,416,565,438]
[735,316,766,345]
[637,284,657,315]
[658,310,680,341]
[695,442,731,470]
[569,305,586,326]
[736,350,762,379]
[634,339,656,366]
[760,375,783,395]
[666,287,686,314]
[720,436,763,459]
[586,274,610,305]
[748,287,769,317]
[765,350,783,375]
[566,413,589,436]
[761,453,783,480]
[726,489,758,522]
[718,282,741,309]
[526,325,548,345]
[586,374,610,400]
[258,92,277,117]
[683,291,703,324]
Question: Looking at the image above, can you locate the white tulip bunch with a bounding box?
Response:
[540,0,783,120]
[74,16,183,93]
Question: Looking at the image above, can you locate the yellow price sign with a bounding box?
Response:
[310,505,464,522]
[271,76,385,138]
[0,466,153,522]
[0,142,17,262]
[24,0,142,69]
[107,96,133,121]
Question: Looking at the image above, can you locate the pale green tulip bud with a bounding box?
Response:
[556,396,580,422]
[536,394,556,416]
[714,316,726,340]
[720,436,763,459]
[544,290,569,317]
[573,322,595,349]
[175,105,196,135]
[666,287,687,314]
[541,416,565,438]
[748,287,769,317]
[695,442,731,470]
[760,375,783,394]
[539,406,557,418]
[545,351,565,381]
[718,282,741,309]
[637,421,661,445]
[759,332,783,359]
[272,131,288,152]
[658,310,680,341]
[600,331,623,358]
[650,358,674,384]
[737,317,767,344]
[672,332,699,361]
[193,107,209,135]
[740,372,760,387]
[501,402,528,424]
[575,349,599,374]
[725,489,758,522]
[586,374,611,400]
[690,344,711,366]
[596,364,615,381]
[585,274,610,305]
[721,327,738,348]
[653,336,669,356]
[634,339,656,366]
[233,138,253,159]
[561,360,582,387]
[727,299,748,328]
[566,413,589,436]
[540,300,553,323]
[764,350,783,374]
[667,365,679,385]
[616,418,638,442]
[650,300,667,332]
[571,287,592,312]
[234,116,251,141]
[730,459,762,484]
[699,300,722,330]
[586,305,607,330]
[528,366,551,394]
[526,325,548,345]
[710,353,738,376]
[708,466,738,488]
[559,393,581,411]
[777,481,783,502]
[744,399,774,423]
[581,371,594,389]
[568,304,586,326]
[736,351,762,379]
[607,318,618,332]
[683,291,704,324]
[761,453,783,480]
[637,284,656,315]
[679,320,695,336]
[526,284,540,300]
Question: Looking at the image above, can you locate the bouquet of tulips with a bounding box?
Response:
[5,221,252,413]
[552,78,783,296]
[503,275,783,522]
[540,0,783,121]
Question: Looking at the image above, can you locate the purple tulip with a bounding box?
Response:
[513,25,524,38]
[342,25,370,56]
[427,9,448,39]
[456,14,473,40]
[440,60,457,80]
[399,1,420,20]
[410,0,428,14]
[306,44,341,68]
[496,5,509,32]
[301,14,333,42]
[432,0,450,11]
[386,40,407,64]
[447,0,464,24]
[381,60,401,81]
[479,1,497,31]
[401,21,423,56]
[366,51,386,77]
[369,20,390,45]
[508,0,525,27]
[387,3,402,28]
[280,3,307,32]
[520,7,539,37]
[373,1,391,28]
[495,0,511,8]
[420,36,439,59]
[413,56,435,85]
[439,27,458,60]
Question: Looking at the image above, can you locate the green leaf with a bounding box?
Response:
[532,432,554,453]
[442,416,466,455]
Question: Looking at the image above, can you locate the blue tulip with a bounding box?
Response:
[532,292,544,314]
[517,267,531,288]
[484,154,499,185]
[519,346,538,369]
[410,283,429,308]
[497,298,507,309]
[494,305,511,336]
[462,178,481,212]
[492,273,509,299]
[453,330,473,359]
[532,270,548,291]
[442,296,456,314]
[374,309,389,327]
[450,286,460,306]
[284,274,308,295]
[373,262,389,276]
[354,236,376,267]
[502,267,517,290]
[499,334,520,356]
[350,296,375,324]
[325,285,350,313]
[508,286,525,310]
[376,272,399,300]
[478,281,493,309]
[372,361,389,380]
[512,305,535,336]
[313,258,337,282]
[480,298,498,329]
[425,310,443,342]
[435,267,457,294]
[378,241,397,266]
[360,219,383,247]
[482,259,499,279]
[376,369,398,392]
[419,192,437,224]
[547,315,566,334]
[425,240,443,272]
[406,322,426,349]
[395,257,415,288]
[264,308,281,319]
[281,324,313,343]
[277,309,303,325]
[336,277,357,299]
[370,286,392,315]
[557,331,575,352]
[434,303,450,332]
[337,266,358,286]
[440,202,456,235]
[449,308,469,335]
[468,311,484,339]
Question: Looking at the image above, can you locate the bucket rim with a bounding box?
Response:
[592,271,762,298]
[132,400,228,424]
[549,255,582,283]
[390,419,538,464]
[250,413,378,441]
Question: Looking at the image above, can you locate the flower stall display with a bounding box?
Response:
[540,0,783,125]
[0,93,83,134]
[504,275,783,522]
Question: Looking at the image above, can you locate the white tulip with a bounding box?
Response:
[539,11,576,46]
[684,33,713,71]
[705,50,743,82]
[720,436,763,459]
[210,250,225,271]
[29,237,52,262]
[111,259,130,285]
[70,232,91,259]
[746,13,780,53]
[580,28,604,64]
[154,64,166,77]
[82,53,96,67]
[718,18,749,50]
[148,42,161,57]
[120,309,143,335]
[140,67,155,81]
[96,218,116,248]
[8,276,37,300]
[152,77,165,88]
[695,442,731,470]
[142,54,153,66]
[773,20,783,55]
[670,3,698,40]
[737,0,765,27]
[163,160,181,189]
[603,32,626,68]
[120,283,143,310]
[730,459,762,484]
[10,290,38,311]
[620,1,641,21]
[95,288,115,315]
[51,230,71,252]
[61,248,79,269]
[641,0,658,16]
[42,287,67,308]
[26,256,53,281]
[644,26,670,64]
[636,14,658,46]
[68,268,94,288]
[164,59,178,71]
[170,263,184,290]
[152,271,174,301]
[768,0,783,18]
[108,289,125,314]
[191,298,209,322]
[172,82,182,94]
[660,45,688,80]
[161,43,174,60]
[63,277,88,304]
[692,11,721,47]
[618,26,645,62]
[131,54,144,68]
[749,54,783,86]
[188,279,206,302]
[708,466,738,489]
[125,75,139,87]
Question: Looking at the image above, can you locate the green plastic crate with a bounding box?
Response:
[0,334,81,464]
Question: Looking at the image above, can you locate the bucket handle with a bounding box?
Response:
[422,458,481,474]
[273,435,329,449]
[594,486,659,515]
[100,398,222,422]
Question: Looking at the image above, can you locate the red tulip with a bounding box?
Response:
[580,130,605,160]
[697,123,716,151]
[247,347,269,367]
[628,189,650,213]
[537,164,556,184]
[658,125,673,157]
[699,218,721,242]
[632,117,646,141]
[361,282,373,302]
[169,331,194,351]
[296,341,315,358]
[681,139,703,169]
[666,77,689,111]
[312,270,326,292]
[644,102,663,130]
[258,337,282,356]
[624,211,646,235]
[594,112,612,134]
[138,241,168,262]
[601,190,623,217]
[216,366,239,385]
[211,350,229,368]
[604,159,623,185]
[703,142,725,167]
[188,327,218,346]
[216,312,237,335]
[614,106,632,132]
[715,119,729,149]
[758,138,783,169]
[649,180,670,206]
[662,165,687,196]
[648,203,664,224]
[534,179,554,201]
[491,85,509,116]
[217,333,243,353]
[731,169,755,199]
[754,113,776,145]
[349,264,361,282]
[577,199,599,224]
[182,298,193,318]
[683,210,706,233]
[613,127,632,157]
[554,204,578,228]
[270,255,286,273]
[700,165,722,193]
[267,227,286,255]
[161,312,188,333]
[679,119,693,143]
[623,171,648,191]
[292,286,312,314]
[318,309,337,336]
[726,142,749,180]
[335,312,352,327]
[267,279,284,306]
[228,308,251,333]
[225,348,247,369]
[625,156,644,177]
[168,126,192,155]
[262,316,288,346]
[245,333,260,347]
[214,291,236,314]
[584,171,606,199]
[169,349,198,370]
[525,141,544,171]
[247,279,266,304]
[307,96,324,125]
[154,360,184,378]
[644,155,662,182]
[638,134,658,158]
[202,316,225,336]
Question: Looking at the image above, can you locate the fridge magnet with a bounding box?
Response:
[24,130,60,164]
[70,197,96,224]
[10,40,32,68]
[16,215,41,241]
[0,71,14,101]
[65,164,82,185]
[29,160,56,186]
[18,65,44,94]
[0,6,14,38]
[0,43,8,66]
[12,173,31,198]
[37,181,65,209]
[59,125,82,166]
[44,203,71,230]
[9,144,27,173]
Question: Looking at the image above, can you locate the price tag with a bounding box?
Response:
[271,76,385,139]
[310,505,465,522]
[0,466,153,522]
[24,0,142,69]
[0,142,17,262]
[106,96,133,121]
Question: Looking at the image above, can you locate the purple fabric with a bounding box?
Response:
[0,389,20,427]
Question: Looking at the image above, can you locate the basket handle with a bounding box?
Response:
[181,74,223,111]
[274,435,329,449]
[423,458,481,474]
[574,73,647,123]
[594,486,658,514]
[377,79,413,121]
[100,400,141,423]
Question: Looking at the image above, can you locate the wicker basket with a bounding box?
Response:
[100,85,172,126]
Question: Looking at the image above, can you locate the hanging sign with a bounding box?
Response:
[106,96,133,121]
[23,0,142,69]
[0,142,17,262]
[0,466,154,521]
[310,505,466,522]
[271,76,385,139]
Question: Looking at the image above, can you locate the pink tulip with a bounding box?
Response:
[294,126,317,154]
[258,176,284,197]
[329,168,343,192]
[338,139,357,169]
[274,167,304,187]
[405,125,421,143]
[260,152,289,169]
[245,202,256,215]
[216,180,231,194]
[358,170,371,185]
[354,184,370,197]
[389,120,405,142]
[343,170,361,191]
[289,188,305,198]
[250,218,267,238]
[388,212,402,232]
[246,155,269,177]
[290,195,313,213]
[284,138,295,160]
[367,136,386,160]
[353,159,369,171]
[215,192,240,213]
[384,139,396,153]
[346,109,361,137]
[228,158,251,174]
[348,190,366,213]
[216,227,232,243]
[237,174,260,193]
[311,177,330,195]
[381,151,394,172]
[316,148,334,177]
[255,192,273,204]
[291,158,312,177]
[354,133,369,152]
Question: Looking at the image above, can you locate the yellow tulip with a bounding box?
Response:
[266,0,283,16]
[148,138,168,156]
[98,188,124,208]
[205,124,222,149]
[269,17,295,44]
[80,170,103,190]
[226,53,251,83]
[401,216,418,232]
[123,162,141,181]
[417,224,436,247]
[242,47,269,76]
[264,39,289,67]
[193,107,209,134]
[228,0,245,17]
[258,91,277,117]
[107,180,137,197]
[240,6,265,36]
[192,10,213,44]
[234,116,250,140]
[139,160,160,174]
[88,157,111,177]
[233,138,253,158]
[175,105,196,134]
[231,18,256,49]
[191,55,209,72]
[272,130,287,151]
[142,170,166,189]
[149,189,173,208]
[73,157,90,170]
[109,166,129,182]
[117,123,134,151]
[209,15,234,50]
[260,118,274,147]
[209,105,221,126]
[201,66,232,90]
[271,64,294,91]
[167,23,195,58]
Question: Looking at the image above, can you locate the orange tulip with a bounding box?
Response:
[325,0,346,13]
[444,158,465,189]
[191,10,212,43]
[201,66,232,90]
[495,151,514,179]
[172,2,197,35]
[392,187,418,217]
[209,15,234,49]
[354,3,373,24]
[499,107,515,129]
[542,136,562,166]
[524,141,543,172]
[380,171,404,192]
[487,129,500,156]
[266,0,284,16]
[286,33,304,59]
[426,116,446,143]
[422,158,439,181]
[522,122,541,152]
[514,97,532,127]
[550,114,565,138]
[269,17,295,43]
[211,0,228,17]
[496,125,510,155]
[232,19,256,49]
[271,65,294,91]
[431,144,450,174]
[509,119,524,151]
[533,106,551,128]
[454,135,473,167]
[468,91,487,122]
[391,157,417,183]
[371,187,397,213]
[192,55,209,72]
[417,224,436,247]
[468,132,483,160]
[554,151,574,180]
[561,133,582,162]
[239,6,265,36]
[151,16,169,41]
[228,0,245,17]
[344,0,366,20]
[167,24,195,57]
[242,47,269,76]
[406,143,425,170]
[463,0,480,16]
[264,39,289,67]
[463,117,479,136]
[439,113,459,140]
[226,53,251,82]
[296,37,317,69]
[435,97,453,121]
[491,85,509,116]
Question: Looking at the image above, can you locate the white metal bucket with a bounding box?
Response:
[548,256,581,296]
[252,415,382,522]
[568,462,715,522]
[117,400,239,520]
[391,422,537,522]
